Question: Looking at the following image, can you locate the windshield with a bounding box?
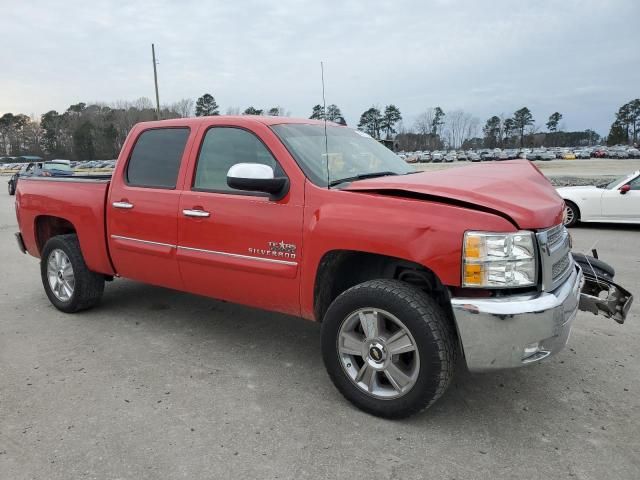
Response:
[603,174,633,189]
[271,124,411,187]
[44,162,72,172]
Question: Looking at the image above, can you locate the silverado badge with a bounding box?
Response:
[248,241,297,260]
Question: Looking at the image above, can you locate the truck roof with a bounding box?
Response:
[134,115,334,130]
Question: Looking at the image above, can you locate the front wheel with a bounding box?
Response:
[41,234,105,313]
[8,181,15,196]
[321,279,457,418]
[564,201,579,227]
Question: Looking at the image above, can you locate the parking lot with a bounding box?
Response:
[414,158,640,177]
[1,180,638,479]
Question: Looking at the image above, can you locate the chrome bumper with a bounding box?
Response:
[451,265,583,372]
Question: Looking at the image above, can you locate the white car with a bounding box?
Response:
[557,171,640,226]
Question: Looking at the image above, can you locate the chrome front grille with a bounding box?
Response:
[552,253,571,280]
[536,224,573,291]
[546,224,565,250]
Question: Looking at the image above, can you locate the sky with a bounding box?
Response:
[1,0,638,136]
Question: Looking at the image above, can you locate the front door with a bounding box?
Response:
[601,175,640,221]
[177,126,304,316]
[107,127,194,290]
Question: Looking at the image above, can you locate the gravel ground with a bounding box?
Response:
[547,176,616,187]
[1,185,639,479]
[413,158,640,181]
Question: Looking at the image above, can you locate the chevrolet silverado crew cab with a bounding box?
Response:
[14,116,632,418]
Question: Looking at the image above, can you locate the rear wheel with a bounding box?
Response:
[564,201,579,227]
[321,279,457,418]
[41,234,104,313]
[8,181,15,196]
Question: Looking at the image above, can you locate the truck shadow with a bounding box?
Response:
[93,279,593,427]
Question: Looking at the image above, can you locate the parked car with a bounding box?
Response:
[431,152,443,163]
[592,148,608,158]
[627,148,640,158]
[14,116,632,418]
[456,151,468,161]
[418,152,431,162]
[574,150,591,159]
[495,151,509,161]
[562,151,576,160]
[539,151,556,161]
[444,152,456,162]
[8,160,73,196]
[467,152,481,162]
[558,171,640,226]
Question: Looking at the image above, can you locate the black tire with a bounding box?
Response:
[564,201,579,227]
[40,234,105,313]
[8,180,15,196]
[572,253,614,280]
[321,279,457,419]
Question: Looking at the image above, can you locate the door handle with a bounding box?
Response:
[112,201,134,209]
[183,209,210,218]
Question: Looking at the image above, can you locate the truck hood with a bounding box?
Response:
[343,160,564,229]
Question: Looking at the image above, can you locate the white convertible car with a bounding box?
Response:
[557,170,640,226]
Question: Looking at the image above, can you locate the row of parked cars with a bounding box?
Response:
[5,159,117,195]
[398,145,640,163]
[1,159,117,172]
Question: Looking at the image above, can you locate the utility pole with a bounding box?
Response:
[152,43,161,120]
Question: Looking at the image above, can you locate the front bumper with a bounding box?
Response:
[451,265,583,372]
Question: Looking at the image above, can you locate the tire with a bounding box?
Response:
[563,201,579,227]
[41,234,105,313]
[321,279,457,419]
[572,253,614,280]
[8,181,15,196]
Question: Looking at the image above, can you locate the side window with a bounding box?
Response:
[629,176,640,190]
[193,127,284,193]
[126,128,190,188]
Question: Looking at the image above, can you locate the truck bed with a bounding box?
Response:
[15,176,115,275]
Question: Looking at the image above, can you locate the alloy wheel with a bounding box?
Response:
[337,308,420,399]
[47,249,75,302]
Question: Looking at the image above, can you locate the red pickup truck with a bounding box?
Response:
[14,116,632,418]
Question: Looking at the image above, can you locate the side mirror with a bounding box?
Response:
[227,163,289,200]
[619,184,631,195]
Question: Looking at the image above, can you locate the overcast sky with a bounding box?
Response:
[1,0,638,135]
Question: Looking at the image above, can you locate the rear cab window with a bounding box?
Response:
[126,128,190,189]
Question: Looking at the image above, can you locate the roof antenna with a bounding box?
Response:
[321,61,330,189]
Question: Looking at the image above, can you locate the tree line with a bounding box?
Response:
[0,93,292,161]
[396,106,605,152]
[0,93,635,161]
[607,99,640,146]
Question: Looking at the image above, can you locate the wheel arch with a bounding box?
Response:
[34,215,77,254]
[563,198,581,220]
[313,250,455,327]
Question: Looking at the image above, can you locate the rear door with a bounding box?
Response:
[176,125,304,316]
[601,175,640,221]
[107,126,196,290]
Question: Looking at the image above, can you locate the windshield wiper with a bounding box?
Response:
[329,171,400,187]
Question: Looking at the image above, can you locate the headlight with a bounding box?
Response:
[462,231,537,288]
